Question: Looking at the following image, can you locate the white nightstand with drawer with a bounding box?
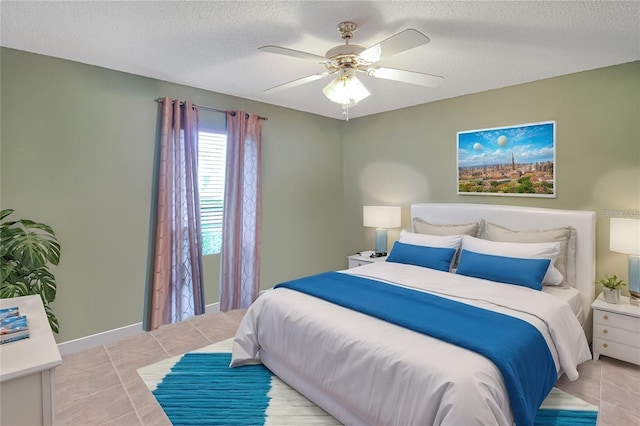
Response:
[348,254,388,269]
[592,293,640,366]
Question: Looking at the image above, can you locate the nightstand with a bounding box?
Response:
[592,293,640,366]
[347,254,388,269]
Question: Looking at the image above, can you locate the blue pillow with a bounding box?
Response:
[386,241,456,272]
[455,249,550,291]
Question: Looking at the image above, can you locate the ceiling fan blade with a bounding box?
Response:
[368,67,444,88]
[264,73,332,93]
[258,45,331,63]
[359,29,430,63]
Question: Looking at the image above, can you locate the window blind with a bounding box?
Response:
[198,130,227,255]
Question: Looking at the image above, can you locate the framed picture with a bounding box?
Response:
[457,121,556,198]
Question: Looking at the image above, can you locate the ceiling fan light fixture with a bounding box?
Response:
[322,68,370,105]
[261,21,440,118]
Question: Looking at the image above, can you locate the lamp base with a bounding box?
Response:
[374,228,388,258]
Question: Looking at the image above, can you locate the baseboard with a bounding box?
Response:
[57,302,220,356]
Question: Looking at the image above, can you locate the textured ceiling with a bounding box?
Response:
[1,1,639,120]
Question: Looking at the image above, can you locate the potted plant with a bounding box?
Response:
[0,209,61,332]
[598,274,626,304]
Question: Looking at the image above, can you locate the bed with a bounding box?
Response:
[231,203,596,426]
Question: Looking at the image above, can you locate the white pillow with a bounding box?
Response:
[399,230,462,250]
[460,235,563,285]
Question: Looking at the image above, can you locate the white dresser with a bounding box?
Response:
[592,293,640,366]
[0,295,62,425]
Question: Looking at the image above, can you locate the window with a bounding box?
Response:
[198,129,227,255]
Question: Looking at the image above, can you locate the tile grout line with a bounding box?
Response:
[149,329,173,359]
[55,380,135,424]
[95,411,139,426]
[104,343,148,426]
[186,317,217,345]
[596,360,603,425]
[136,329,176,422]
[54,345,124,416]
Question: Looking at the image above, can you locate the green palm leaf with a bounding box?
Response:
[2,219,60,269]
[1,209,61,333]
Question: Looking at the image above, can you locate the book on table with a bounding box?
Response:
[0,313,29,344]
[0,306,20,320]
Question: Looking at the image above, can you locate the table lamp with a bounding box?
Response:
[363,206,401,257]
[610,217,640,306]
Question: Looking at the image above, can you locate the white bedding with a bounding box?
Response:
[542,285,584,325]
[232,262,592,426]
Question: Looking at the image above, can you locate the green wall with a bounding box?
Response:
[343,61,640,293]
[1,48,345,343]
[2,47,638,343]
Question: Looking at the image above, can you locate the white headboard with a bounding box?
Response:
[411,203,596,340]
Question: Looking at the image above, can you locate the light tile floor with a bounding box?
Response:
[54,310,640,425]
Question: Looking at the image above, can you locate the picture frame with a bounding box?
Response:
[457,121,556,198]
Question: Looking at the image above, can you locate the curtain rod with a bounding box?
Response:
[155,98,267,121]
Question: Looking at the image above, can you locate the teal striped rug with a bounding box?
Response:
[138,339,598,426]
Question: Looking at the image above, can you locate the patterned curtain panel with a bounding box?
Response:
[148,97,205,330]
[220,111,263,311]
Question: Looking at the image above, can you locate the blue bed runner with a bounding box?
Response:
[275,271,557,426]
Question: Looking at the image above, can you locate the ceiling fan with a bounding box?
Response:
[259,21,444,117]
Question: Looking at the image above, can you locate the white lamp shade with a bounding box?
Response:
[363,206,401,229]
[610,218,640,255]
[323,69,371,105]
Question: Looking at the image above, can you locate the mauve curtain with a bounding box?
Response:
[149,97,205,330]
[220,111,263,311]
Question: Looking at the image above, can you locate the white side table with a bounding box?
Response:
[0,295,62,425]
[592,293,640,366]
[348,253,388,269]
